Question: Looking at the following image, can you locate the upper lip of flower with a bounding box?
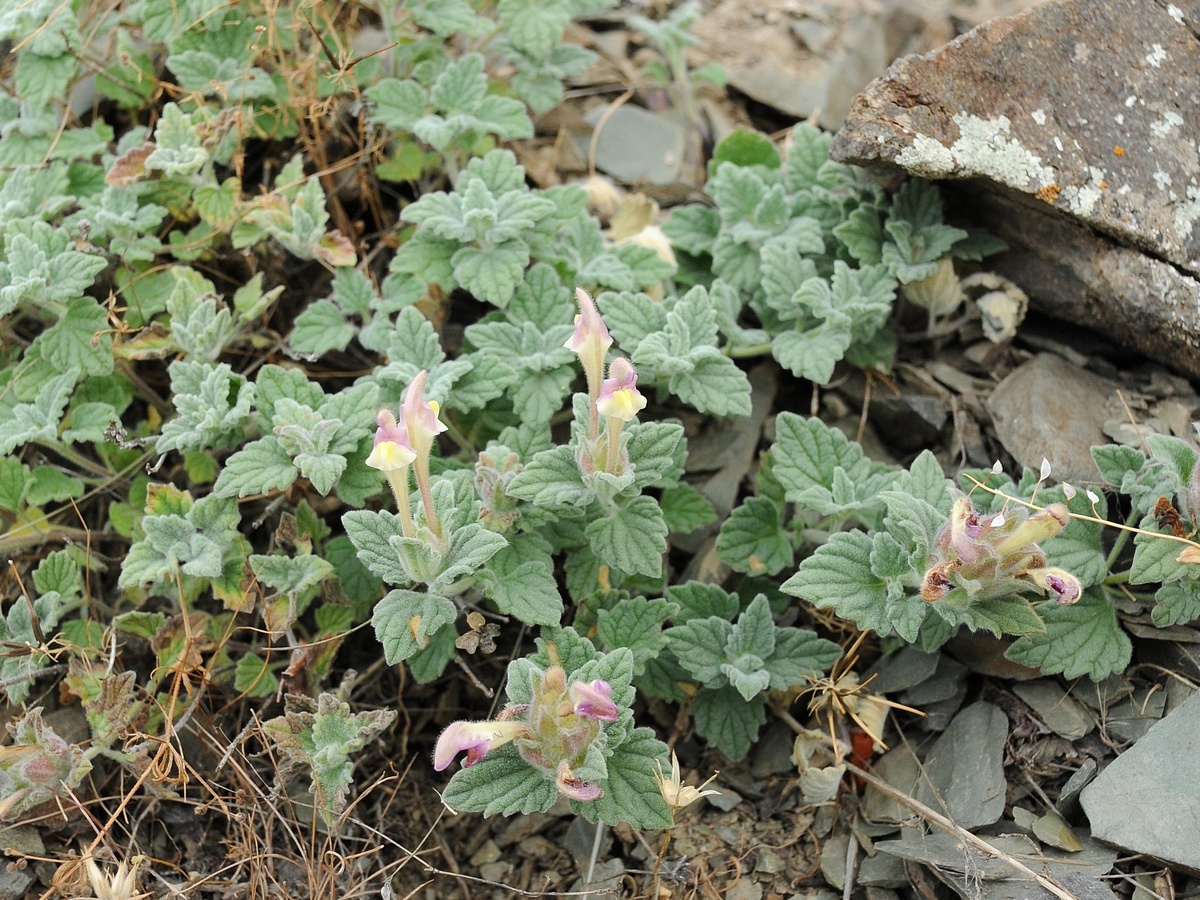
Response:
[564,287,613,356]
[568,678,619,721]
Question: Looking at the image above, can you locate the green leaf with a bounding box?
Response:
[0,368,78,455]
[662,204,720,256]
[507,445,591,510]
[597,597,673,675]
[0,458,28,511]
[452,243,528,306]
[665,615,732,683]
[583,727,672,829]
[771,412,896,517]
[1005,591,1132,680]
[441,744,559,817]
[290,300,357,356]
[372,589,458,664]
[671,353,752,417]
[626,421,685,490]
[1152,582,1200,627]
[595,291,668,352]
[366,78,427,131]
[212,437,297,498]
[692,687,765,760]
[431,524,508,593]
[157,361,255,454]
[940,595,1047,638]
[717,496,792,576]
[39,298,114,377]
[480,539,563,627]
[145,103,207,177]
[711,129,781,170]
[342,510,412,585]
[26,468,84,506]
[234,652,279,698]
[763,629,841,689]
[1130,520,1190,585]
[660,483,717,534]
[783,530,925,640]
[585,495,668,578]
[497,0,573,56]
[728,595,775,660]
[255,364,325,421]
[771,320,852,384]
[666,582,739,624]
[15,51,77,109]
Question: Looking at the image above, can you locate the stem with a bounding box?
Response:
[414,456,441,538]
[386,469,416,539]
[727,342,773,359]
[603,417,623,475]
[1105,526,1130,570]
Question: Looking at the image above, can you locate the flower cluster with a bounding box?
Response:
[365,370,448,540]
[565,288,647,476]
[921,494,1082,607]
[434,664,619,801]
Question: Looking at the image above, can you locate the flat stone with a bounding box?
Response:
[1013,679,1094,740]
[858,850,907,888]
[916,701,1008,829]
[1081,689,1200,873]
[830,0,1200,377]
[582,105,688,186]
[986,354,1121,484]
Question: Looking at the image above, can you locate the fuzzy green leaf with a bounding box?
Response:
[660,483,717,534]
[717,496,792,576]
[342,510,412,585]
[666,582,740,624]
[692,687,765,760]
[507,445,590,511]
[441,744,559,817]
[585,495,668,578]
[290,300,357,356]
[212,436,297,498]
[763,629,841,689]
[582,727,673,829]
[597,597,673,675]
[1005,591,1132,680]
[372,589,458,664]
[480,539,563,626]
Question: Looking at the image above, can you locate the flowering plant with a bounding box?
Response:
[436,630,674,829]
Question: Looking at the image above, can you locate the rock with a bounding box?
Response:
[582,105,690,186]
[1080,689,1200,873]
[1012,679,1093,740]
[916,701,1008,829]
[831,0,1200,377]
[986,354,1122,484]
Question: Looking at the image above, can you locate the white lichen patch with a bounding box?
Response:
[1168,4,1184,24]
[894,134,955,177]
[1061,167,1108,216]
[1174,183,1200,241]
[1146,44,1168,68]
[895,113,1057,190]
[1151,111,1184,138]
[1126,95,1138,107]
[1032,109,1047,125]
[1115,113,1124,125]
[1154,170,1173,191]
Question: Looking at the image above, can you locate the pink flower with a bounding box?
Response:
[555,760,602,801]
[596,357,646,423]
[402,370,447,459]
[565,288,613,371]
[569,679,618,722]
[433,720,529,771]
[1031,567,1082,605]
[365,409,416,472]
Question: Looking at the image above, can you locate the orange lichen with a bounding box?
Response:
[1113,145,1126,157]
[1036,183,1061,204]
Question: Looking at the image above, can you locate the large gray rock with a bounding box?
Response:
[831,0,1200,377]
[1080,689,1200,873]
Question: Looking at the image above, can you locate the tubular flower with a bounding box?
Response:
[401,371,448,538]
[366,408,417,537]
[596,357,646,475]
[555,760,602,801]
[995,503,1070,555]
[569,679,619,722]
[433,720,530,771]
[565,288,613,439]
[1029,567,1083,605]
